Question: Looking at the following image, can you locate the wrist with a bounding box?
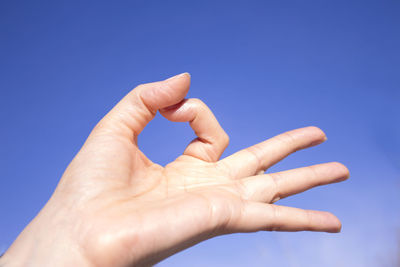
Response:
[1,214,91,267]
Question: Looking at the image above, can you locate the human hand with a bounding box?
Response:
[1,73,349,267]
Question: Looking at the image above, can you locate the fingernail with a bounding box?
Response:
[272,197,280,203]
[165,72,190,81]
[310,136,328,147]
[160,101,184,112]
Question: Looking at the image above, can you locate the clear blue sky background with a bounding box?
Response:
[1,1,399,266]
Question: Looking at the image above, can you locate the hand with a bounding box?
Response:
[1,73,349,267]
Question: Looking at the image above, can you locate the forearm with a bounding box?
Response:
[0,219,91,267]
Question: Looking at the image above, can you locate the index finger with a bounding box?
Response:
[160,98,229,162]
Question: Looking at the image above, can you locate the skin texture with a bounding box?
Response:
[0,73,349,267]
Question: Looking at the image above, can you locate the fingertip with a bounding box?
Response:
[331,162,350,181]
[337,220,342,233]
[305,126,327,146]
[309,125,326,138]
[325,212,342,233]
[140,72,191,110]
[331,220,342,233]
[164,72,191,93]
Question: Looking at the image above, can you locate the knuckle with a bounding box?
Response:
[235,179,249,200]
[89,119,115,139]
[307,165,319,180]
[135,83,147,91]
[305,210,313,226]
[245,145,263,172]
[221,131,230,147]
[216,160,234,178]
[269,205,281,231]
[269,173,282,202]
[277,131,297,145]
[190,98,206,110]
[136,83,145,88]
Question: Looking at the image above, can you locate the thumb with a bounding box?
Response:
[93,73,191,140]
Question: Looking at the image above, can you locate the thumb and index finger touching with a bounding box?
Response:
[92,73,229,162]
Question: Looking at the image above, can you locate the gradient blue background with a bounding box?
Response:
[1,1,399,266]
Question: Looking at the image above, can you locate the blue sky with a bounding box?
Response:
[0,1,399,266]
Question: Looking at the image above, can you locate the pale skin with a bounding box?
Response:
[0,73,349,266]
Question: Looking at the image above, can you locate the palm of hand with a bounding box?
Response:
[5,73,348,267]
[61,142,242,266]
